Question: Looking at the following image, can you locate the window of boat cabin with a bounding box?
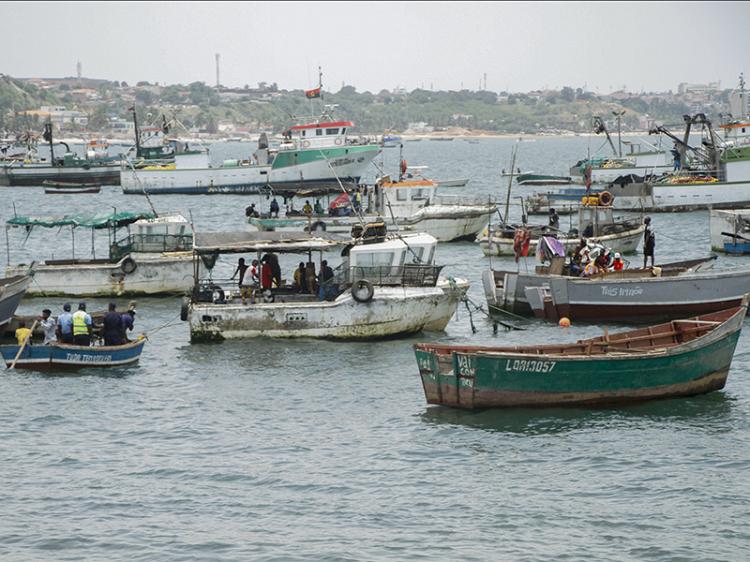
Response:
[316,128,323,136]
[301,130,306,137]
[396,189,407,201]
[411,188,429,200]
[353,251,398,268]
[341,128,346,134]
[326,128,339,135]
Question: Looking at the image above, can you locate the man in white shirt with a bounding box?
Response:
[39,309,57,345]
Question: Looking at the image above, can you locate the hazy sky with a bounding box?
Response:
[2,1,748,93]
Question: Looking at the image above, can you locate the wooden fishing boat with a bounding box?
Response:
[0,337,146,371]
[524,265,750,323]
[517,173,572,186]
[43,180,102,194]
[414,300,747,409]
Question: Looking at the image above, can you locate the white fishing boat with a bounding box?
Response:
[710,208,750,253]
[477,202,644,257]
[0,275,30,326]
[121,108,380,195]
[248,172,494,242]
[184,226,469,341]
[5,211,195,296]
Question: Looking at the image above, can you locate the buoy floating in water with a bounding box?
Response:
[559,317,571,328]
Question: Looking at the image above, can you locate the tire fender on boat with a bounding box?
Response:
[121,257,138,274]
[180,297,190,321]
[335,138,343,146]
[352,279,374,303]
[302,140,311,148]
[310,220,327,233]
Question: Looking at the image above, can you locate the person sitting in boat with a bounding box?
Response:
[15,321,33,346]
[102,303,123,347]
[303,200,313,216]
[39,309,57,345]
[294,262,308,293]
[611,252,625,271]
[57,303,74,345]
[72,302,93,347]
[318,260,336,301]
[245,203,260,218]
[270,197,280,218]
[548,208,560,231]
[583,260,600,277]
[582,222,594,238]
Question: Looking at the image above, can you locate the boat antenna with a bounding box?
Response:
[130,105,141,158]
[43,119,55,166]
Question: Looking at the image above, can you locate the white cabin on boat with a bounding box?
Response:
[281,120,352,150]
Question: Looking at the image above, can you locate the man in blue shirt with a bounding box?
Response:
[102,303,123,346]
[57,303,74,344]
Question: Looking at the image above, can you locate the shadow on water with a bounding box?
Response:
[419,391,736,436]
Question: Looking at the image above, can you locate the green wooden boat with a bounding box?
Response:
[414,300,747,409]
[516,173,572,186]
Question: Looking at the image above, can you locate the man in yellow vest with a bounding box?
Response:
[72,302,93,347]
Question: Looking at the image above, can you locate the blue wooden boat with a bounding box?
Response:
[0,338,146,371]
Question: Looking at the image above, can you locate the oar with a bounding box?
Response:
[8,320,37,370]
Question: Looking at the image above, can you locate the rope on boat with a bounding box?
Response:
[447,277,526,333]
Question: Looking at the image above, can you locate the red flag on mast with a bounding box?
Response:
[305,87,321,99]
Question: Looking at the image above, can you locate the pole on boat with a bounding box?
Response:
[71,226,75,260]
[8,320,38,370]
[503,143,518,224]
[613,110,625,157]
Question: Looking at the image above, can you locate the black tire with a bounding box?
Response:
[121,257,137,274]
[351,279,374,303]
[311,220,327,232]
[180,297,189,321]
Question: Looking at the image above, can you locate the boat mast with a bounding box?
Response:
[131,106,141,158]
[503,143,518,225]
[612,110,625,157]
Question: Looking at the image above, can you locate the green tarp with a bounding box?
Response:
[7,211,156,229]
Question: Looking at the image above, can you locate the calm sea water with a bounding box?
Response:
[1,137,749,561]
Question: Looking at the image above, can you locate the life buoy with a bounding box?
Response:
[335,138,343,146]
[352,279,374,303]
[311,220,327,232]
[599,191,614,206]
[262,289,275,303]
[180,297,189,321]
[302,140,311,148]
[121,257,137,274]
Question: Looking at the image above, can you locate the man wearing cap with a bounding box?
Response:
[612,252,625,271]
[72,302,93,347]
[57,303,75,345]
[102,303,123,346]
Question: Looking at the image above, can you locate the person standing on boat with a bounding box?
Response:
[318,260,336,301]
[102,303,123,346]
[270,197,280,218]
[72,302,93,347]
[121,307,135,342]
[57,303,74,344]
[671,143,681,171]
[39,309,57,345]
[231,258,249,287]
[548,208,560,231]
[643,216,656,268]
[314,199,324,215]
[294,262,308,293]
[303,200,313,216]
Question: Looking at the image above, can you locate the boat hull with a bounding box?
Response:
[0,339,146,371]
[189,279,467,341]
[250,205,494,242]
[415,307,744,409]
[479,226,644,256]
[0,276,30,326]
[6,253,194,297]
[526,268,750,322]
[1,165,120,187]
[121,145,380,194]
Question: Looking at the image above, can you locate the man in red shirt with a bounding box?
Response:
[612,252,624,271]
